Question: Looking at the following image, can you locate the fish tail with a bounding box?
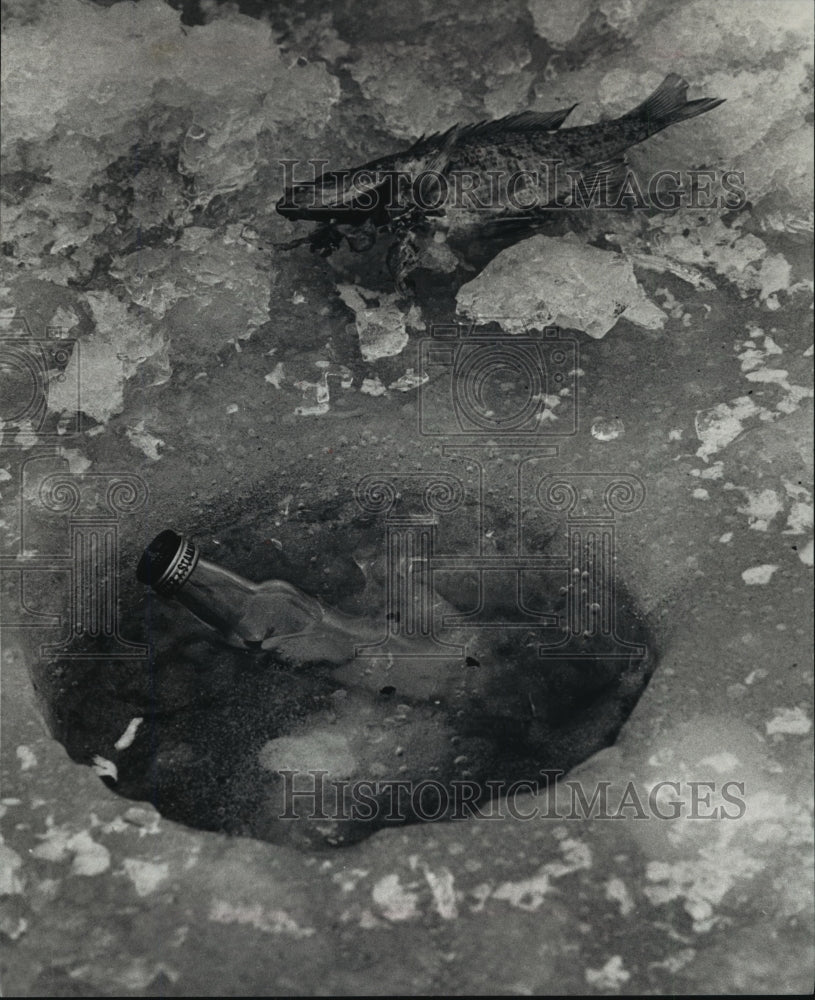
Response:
[621,73,725,131]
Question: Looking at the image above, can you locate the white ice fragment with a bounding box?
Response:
[737,347,766,372]
[372,874,420,921]
[535,394,561,423]
[46,291,168,424]
[126,421,164,461]
[16,746,37,771]
[698,752,741,773]
[634,217,787,300]
[605,878,634,917]
[92,755,118,781]
[766,708,812,736]
[294,365,353,417]
[338,284,412,361]
[114,717,143,751]
[388,369,429,392]
[264,362,285,389]
[528,0,592,45]
[67,831,111,876]
[422,866,458,920]
[360,377,387,397]
[0,843,24,895]
[736,488,783,531]
[57,448,92,474]
[123,858,170,896]
[122,806,162,836]
[745,368,789,385]
[698,462,724,480]
[782,478,812,500]
[211,899,315,937]
[456,235,666,339]
[258,730,356,779]
[225,403,239,414]
[694,397,761,461]
[757,253,792,301]
[741,564,778,585]
[783,502,813,535]
[798,539,814,566]
[492,870,551,911]
[591,417,625,441]
[719,532,733,543]
[32,825,111,876]
[48,306,80,333]
[585,955,630,991]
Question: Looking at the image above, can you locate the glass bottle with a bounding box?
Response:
[137,529,321,647]
[136,529,395,664]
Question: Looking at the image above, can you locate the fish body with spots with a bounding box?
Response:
[276,74,725,283]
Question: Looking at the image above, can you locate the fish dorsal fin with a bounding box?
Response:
[462,104,577,137]
[423,123,462,173]
[402,106,577,158]
[456,106,578,142]
[402,123,458,156]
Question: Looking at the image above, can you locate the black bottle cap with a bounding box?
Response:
[137,529,199,597]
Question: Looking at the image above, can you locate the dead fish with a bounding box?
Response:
[276,74,724,288]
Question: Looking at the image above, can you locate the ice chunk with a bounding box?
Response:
[528,0,593,46]
[348,43,471,139]
[47,292,169,424]
[456,235,666,339]
[1,0,339,269]
[766,707,812,737]
[2,0,338,145]
[591,417,625,441]
[741,564,778,585]
[111,228,270,349]
[694,396,765,461]
[338,285,419,361]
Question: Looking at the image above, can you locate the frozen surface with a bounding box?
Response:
[1,0,813,995]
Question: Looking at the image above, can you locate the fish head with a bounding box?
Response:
[276,164,394,221]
